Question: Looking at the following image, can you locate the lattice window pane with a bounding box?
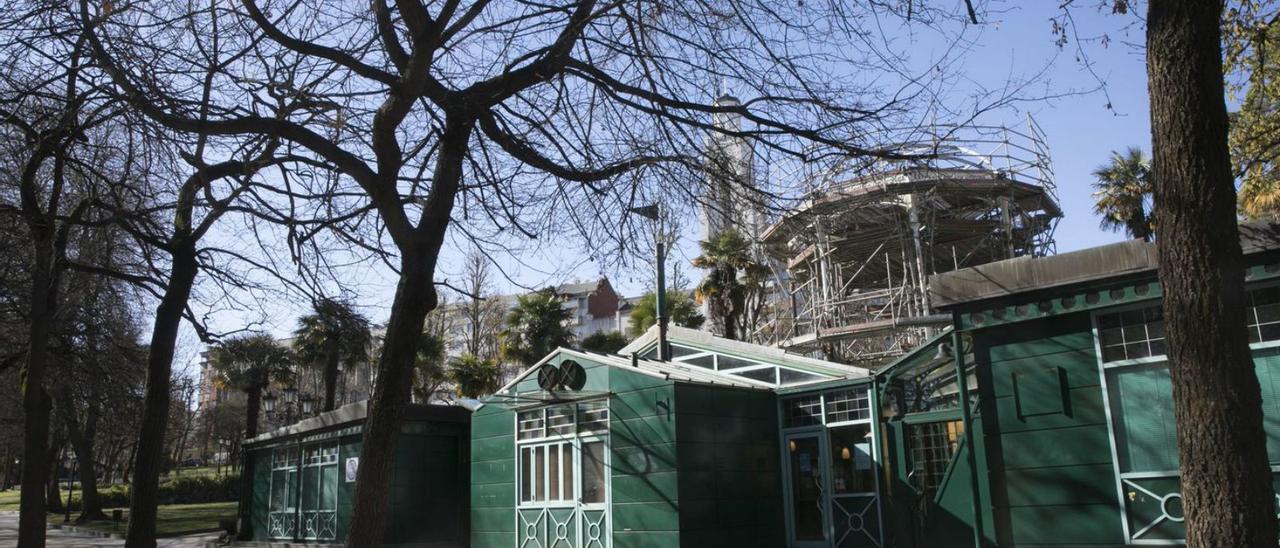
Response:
[785,395,823,427]
[1097,305,1165,363]
[546,406,575,437]
[517,409,545,440]
[908,420,964,500]
[1249,286,1280,343]
[577,401,609,433]
[825,389,871,423]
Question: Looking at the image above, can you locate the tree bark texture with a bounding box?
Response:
[344,256,435,547]
[57,386,105,522]
[124,249,198,548]
[345,121,470,548]
[1147,1,1279,546]
[44,439,64,517]
[19,246,54,548]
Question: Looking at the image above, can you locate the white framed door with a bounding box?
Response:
[784,431,830,548]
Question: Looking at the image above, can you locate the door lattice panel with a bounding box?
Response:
[832,494,880,547]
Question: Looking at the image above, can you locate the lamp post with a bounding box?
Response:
[629,203,669,361]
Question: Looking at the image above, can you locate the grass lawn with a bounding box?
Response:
[70,501,237,537]
[0,488,18,511]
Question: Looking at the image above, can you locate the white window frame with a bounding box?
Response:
[514,400,610,510]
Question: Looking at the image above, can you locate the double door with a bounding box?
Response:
[516,437,609,548]
[784,425,881,548]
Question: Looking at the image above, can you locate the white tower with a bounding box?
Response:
[699,95,765,245]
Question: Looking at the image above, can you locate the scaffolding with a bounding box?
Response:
[756,118,1061,366]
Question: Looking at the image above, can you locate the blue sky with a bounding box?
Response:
[180,3,1162,371]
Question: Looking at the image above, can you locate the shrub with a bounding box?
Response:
[60,474,239,511]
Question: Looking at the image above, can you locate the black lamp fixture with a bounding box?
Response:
[262,391,278,413]
[300,394,316,415]
[282,386,298,404]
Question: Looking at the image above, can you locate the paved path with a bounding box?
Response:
[0,512,222,547]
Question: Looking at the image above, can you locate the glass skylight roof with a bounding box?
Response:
[640,343,835,387]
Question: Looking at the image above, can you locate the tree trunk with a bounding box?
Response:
[345,120,470,548]
[1146,1,1280,546]
[324,339,340,412]
[124,249,198,548]
[45,440,64,516]
[56,386,106,523]
[2,448,13,491]
[19,246,55,548]
[244,382,263,439]
[345,256,436,548]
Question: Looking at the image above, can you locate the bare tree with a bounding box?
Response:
[1146,1,1280,545]
[79,1,993,545]
[457,248,504,360]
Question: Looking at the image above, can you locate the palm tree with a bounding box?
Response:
[692,230,770,340]
[293,298,371,412]
[448,353,502,399]
[627,290,706,337]
[209,334,294,438]
[1240,177,1280,221]
[411,331,448,402]
[500,290,575,367]
[1092,147,1155,242]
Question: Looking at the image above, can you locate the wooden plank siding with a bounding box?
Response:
[975,313,1127,547]
[608,366,681,548]
[469,403,517,548]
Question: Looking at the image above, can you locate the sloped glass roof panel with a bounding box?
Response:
[731,367,778,384]
[779,368,827,386]
[717,355,762,371]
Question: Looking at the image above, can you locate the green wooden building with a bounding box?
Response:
[469,328,874,548]
[237,401,470,545]
[468,223,1280,548]
[903,221,1280,547]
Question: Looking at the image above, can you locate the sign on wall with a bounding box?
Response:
[345,457,359,483]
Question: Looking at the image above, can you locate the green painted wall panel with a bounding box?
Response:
[611,415,677,449]
[612,501,681,531]
[471,530,517,548]
[1005,503,1128,545]
[336,436,361,541]
[247,448,272,540]
[471,477,515,508]
[612,530,681,547]
[470,404,515,547]
[471,506,516,532]
[613,442,678,474]
[611,471,679,504]
[993,385,1108,434]
[1002,463,1119,507]
[975,312,1126,547]
[610,385,675,422]
[673,384,782,547]
[984,330,1096,363]
[472,433,514,457]
[989,350,1101,399]
[472,458,515,486]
